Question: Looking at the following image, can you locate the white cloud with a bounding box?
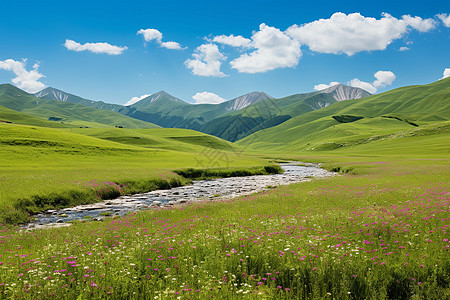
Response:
[64,39,127,55]
[137,29,163,43]
[185,44,227,77]
[124,94,151,106]
[349,70,396,93]
[161,41,182,50]
[192,92,226,104]
[401,15,436,32]
[442,68,450,80]
[230,23,301,73]
[314,81,340,91]
[373,71,396,87]
[349,78,378,94]
[0,59,46,93]
[437,13,450,27]
[213,34,252,48]
[399,46,409,51]
[137,28,183,50]
[287,12,436,55]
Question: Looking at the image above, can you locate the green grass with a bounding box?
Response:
[0,123,269,224]
[64,128,237,152]
[0,153,448,299]
[0,105,73,128]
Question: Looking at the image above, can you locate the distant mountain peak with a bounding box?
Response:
[130,90,186,107]
[35,87,71,102]
[317,83,371,101]
[225,91,274,111]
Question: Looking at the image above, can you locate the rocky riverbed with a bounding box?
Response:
[29,162,334,229]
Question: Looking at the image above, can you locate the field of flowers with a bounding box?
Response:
[0,160,448,299]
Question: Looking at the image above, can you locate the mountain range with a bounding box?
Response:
[2,79,448,150]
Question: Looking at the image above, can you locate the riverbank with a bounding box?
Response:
[29,162,334,228]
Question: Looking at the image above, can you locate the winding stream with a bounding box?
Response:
[29,162,334,229]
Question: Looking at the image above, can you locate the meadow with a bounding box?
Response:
[0,124,270,224]
[0,127,448,299]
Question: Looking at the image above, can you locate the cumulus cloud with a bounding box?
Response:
[373,71,396,88]
[437,13,450,27]
[137,29,183,50]
[185,44,227,77]
[124,94,151,106]
[441,68,450,80]
[314,81,340,91]
[213,34,252,48]
[349,70,396,93]
[402,15,436,32]
[287,12,436,55]
[399,46,409,51]
[64,39,127,55]
[0,59,46,93]
[349,78,378,94]
[230,23,301,73]
[160,41,182,50]
[192,92,226,104]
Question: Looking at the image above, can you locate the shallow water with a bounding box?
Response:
[29,162,334,228]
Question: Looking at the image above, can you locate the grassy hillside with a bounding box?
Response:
[63,128,236,152]
[0,104,74,128]
[0,84,159,129]
[238,78,450,151]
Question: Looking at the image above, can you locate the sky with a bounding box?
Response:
[0,0,449,105]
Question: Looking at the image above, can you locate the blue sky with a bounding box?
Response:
[0,0,449,105]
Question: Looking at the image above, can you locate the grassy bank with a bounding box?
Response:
[174,165,283,180]
[0,157,448,299]
[0,124,270,224]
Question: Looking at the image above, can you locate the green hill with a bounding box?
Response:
[0,104,74,128]
[202,84,370,141]
[64,127,236,152]
[237,77,450,151]
[0,84,159,128]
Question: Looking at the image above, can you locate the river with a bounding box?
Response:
[29,162,334,228]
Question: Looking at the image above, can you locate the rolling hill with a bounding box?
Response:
[0,84,159,128]
[237,77,450,151]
